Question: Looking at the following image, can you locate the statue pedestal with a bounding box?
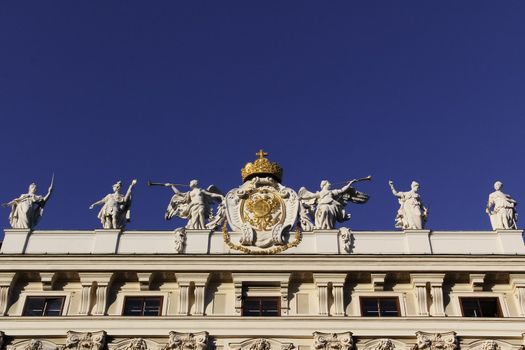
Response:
[496,229,525,254]
[404,230,431,254]
[313,230,340,254]
[93,229,121,254]
[185,229,213,254]
[1,229,31,254]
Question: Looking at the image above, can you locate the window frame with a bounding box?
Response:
[451,292,508,317]
[15,292,71,316]
[353,291,407,317]
[459,296,503,318]
[122,296,164,316]
[242,296,281,317]
[359,296,401,317]
[112,291,169,316]
[22,295,66,316]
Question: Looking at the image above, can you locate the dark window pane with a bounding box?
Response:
[479,299,499,317]
[243,297,280,316]
[123,297,162,316]
[461,298,500,317]
[242,299,261,316]
[379,299,399,317]
[361,297,400,317]
[461,299,480,317]
[24,297,45,316]
[44,298,64,316]
[143,298,162,316]
[361,299,380,316]
[23,296,65,316]
[260,299,279,316]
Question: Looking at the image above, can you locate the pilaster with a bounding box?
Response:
[428,274,446,316]
[175,272,210,315]
[510,274,525,316]
[410,274,429,316]
[314,273,347,316]
[0,272,16,316]
[78,272,114,316]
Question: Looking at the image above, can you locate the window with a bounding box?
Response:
[242,297,280,316]
[460,297,501,317]
[360,297,400,317]
[123,296,163,316]
[23,296,65,316]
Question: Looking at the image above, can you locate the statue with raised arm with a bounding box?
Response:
[298,176,371,230]
[89,179,137,229]
[2,177,54,229]
[388,180,428,230]
[486,181,517,230]
[163,179,224,230]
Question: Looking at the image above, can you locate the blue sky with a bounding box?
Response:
[0,1,524,233]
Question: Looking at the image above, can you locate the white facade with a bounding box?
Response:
[1,227,525,350]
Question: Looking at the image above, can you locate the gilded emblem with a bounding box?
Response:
[241,188,285,231]
[224,150,299,250]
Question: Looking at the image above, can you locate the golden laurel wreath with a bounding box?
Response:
[222,222,302,255]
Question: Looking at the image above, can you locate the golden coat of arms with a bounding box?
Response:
[224,150,299,249]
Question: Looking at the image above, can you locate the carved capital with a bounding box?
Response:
[162,332,208,350]
[413,332,457,350]
[62,331,106,350]
[313,332,353,350]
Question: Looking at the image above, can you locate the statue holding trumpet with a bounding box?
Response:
[298,175,372,230]
[149,179,225,230]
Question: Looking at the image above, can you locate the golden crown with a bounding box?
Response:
[241,150,283,183]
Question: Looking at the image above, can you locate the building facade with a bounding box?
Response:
[0,153,524,350]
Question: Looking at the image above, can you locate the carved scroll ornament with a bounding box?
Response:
[162,332,208,350]
[413,332,457,350]
[62,331,106,350]
[313,332,353,350]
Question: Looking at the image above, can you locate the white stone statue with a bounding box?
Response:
[163,179,224,230]
[89,180,137,229]
[486,181,517,230]
[2,178,54,229]
[298,176,371,230]
[388,180,428,230]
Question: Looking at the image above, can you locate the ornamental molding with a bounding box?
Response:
[161,332,208,350]
[466,340,520,350]
[110,339,163,350]
[413,332,457,350]
[9,340,58,350]
[362,339,410,350]
[173,228,186,254]
[62,331,106,350]
[313,332,353,350]
[339,227,353,253]
[229,338,294,350]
